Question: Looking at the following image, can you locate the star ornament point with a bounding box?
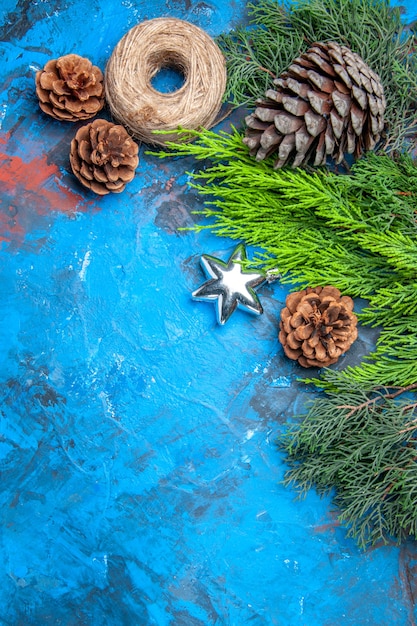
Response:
[192,244,266,324]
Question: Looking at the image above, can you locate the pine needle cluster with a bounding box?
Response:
[218,0,417,153]
[282,374,417,548]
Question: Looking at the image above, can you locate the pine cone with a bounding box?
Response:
[70,119,139,195]
[35,54,105,121]
[279,286,358,367]
[244,42,386,168]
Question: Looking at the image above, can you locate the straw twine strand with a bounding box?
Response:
[105,18,227,145]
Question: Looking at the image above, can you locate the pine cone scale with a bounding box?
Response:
[245,115,269,132]
[104,164,119,182]
[93,168,108,183]
[39,72,58,91]
[295,129,314,155]
[313,134,326,165]
[52,81,72,96]
[332,91,351,118]
[277,134,295,164]
[255,107,279,123]
[80,161,93,180]
[346,63,363,87]
[371,78,383,98]
[367,93,380,117]
[324,125,335,154]
[260,124,281,149]
[308,52,337,76]
[350,104,365,135]
[334,80,350,95]
[78,140,92,163]
[352,85,368,109]
[360,73,373,94]
[327,45,344,66]
[305,110,326,137]
[287,64,309,80]
[333,64,353,90]
[287,78,310,99]
[308,91,332,115]
[63,98,84,114]
[294,323,313,341]
[275,113,303,134]
[307,70,334,93]
[330,110,344,139]
[282,96,310,116]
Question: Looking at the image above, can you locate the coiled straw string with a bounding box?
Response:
[105,17,227,145]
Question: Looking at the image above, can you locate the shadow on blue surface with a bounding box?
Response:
[1,1,417,625]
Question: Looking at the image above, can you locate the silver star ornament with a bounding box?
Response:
[192,244,266,325]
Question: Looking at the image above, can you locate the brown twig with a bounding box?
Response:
[257,65,277,79]
[398,414,417,434]
[338,383,417,418]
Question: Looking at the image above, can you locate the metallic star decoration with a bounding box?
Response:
[192,244,266,325]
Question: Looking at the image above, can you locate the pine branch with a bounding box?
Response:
[281,382,417,548]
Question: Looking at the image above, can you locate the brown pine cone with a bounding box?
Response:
[244,42,386,169]
[35,54,105,121]
[279,286,358,367]
[70,119,139,195]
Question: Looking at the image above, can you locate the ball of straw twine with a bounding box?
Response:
[105,17,227,145]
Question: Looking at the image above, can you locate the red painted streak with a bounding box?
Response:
[0,133,95,244]
[0,139,86,212]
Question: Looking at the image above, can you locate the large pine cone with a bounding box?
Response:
[244,42,386,169]
[279,286,358,367]
[36,54,105,121]
[70,119,139,195]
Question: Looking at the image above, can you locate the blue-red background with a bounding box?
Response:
[1,1,417,624]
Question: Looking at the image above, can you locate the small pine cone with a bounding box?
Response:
[278,286,358,367]
[70,119,139,195]
[35,54,105,121]
[244,42,386,169]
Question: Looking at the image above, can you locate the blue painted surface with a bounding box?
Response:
[1,1,417,625]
